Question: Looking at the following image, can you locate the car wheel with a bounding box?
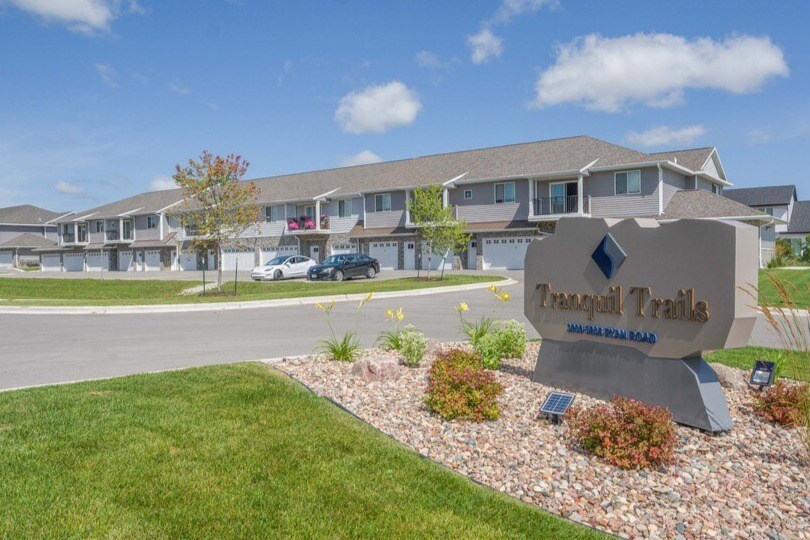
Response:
[273,269,283,281]
[366,267,376,279]
[334,270,344,282]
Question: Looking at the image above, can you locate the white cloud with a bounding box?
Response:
[277,59,293,86]
[8,0,144,34]
[415,50,444,69]
[626,125,707,147]
[745,129,774,145]
[533,33,789,112]
[490,0,558,25]
[55,180,85,195]
[94,62,118,88]
[169,82,190,95]
[335,81,421,134]
[341,150,383,167]
[467,28,503,65]
[148,175,175,191]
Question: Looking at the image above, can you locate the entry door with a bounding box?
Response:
[550,182,578,213]
[310,245,320,263]
[467,240,477,269]
[403,241,415,270]
[136,251,145,271]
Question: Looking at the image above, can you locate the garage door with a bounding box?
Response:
[179,252,197,271]
[145,250,161,271]
[259,245,298,264]
[86,252,110,272]
[420,245,453,271]
[482,236,534,270]
[118,250,134,271]
[370,242,398,270]
[63,253,85,272]
[331,244,356,256]
[0,251,12,268]
[41,253,62,272]
[222,249,255,271]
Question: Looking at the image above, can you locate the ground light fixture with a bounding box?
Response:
[540,392,575,424]
[750,360,777,390]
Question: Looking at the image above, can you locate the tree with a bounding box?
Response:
[409,184,471,280]
[173,151,261,292]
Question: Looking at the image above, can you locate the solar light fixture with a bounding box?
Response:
[540,391,575,424]
[750,360,776,390]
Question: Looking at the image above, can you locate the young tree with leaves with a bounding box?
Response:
[409,184,471,280]
[173,151,261,292]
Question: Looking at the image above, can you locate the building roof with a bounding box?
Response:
[249,136,680,204]
[347,223,414,237]
[660,189,770,221]
[0,232,57,249]
[58,189,184,223]
[0,204,65,225]
[129,232,178,248]
[464,220,540,232]
[787,201,810,234]
[723,185,797,207]
[648,147,714,172]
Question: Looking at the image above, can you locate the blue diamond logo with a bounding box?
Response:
[591,233,626,279]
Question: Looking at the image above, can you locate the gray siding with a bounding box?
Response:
[661,168,687,210]
[585,168,660,218]
[88,220,104,243]
[325,197,362,233]
[365,191,407,229]
[703,154,719,178]
[696,177,714,192]
[451,179,530,223]
[0,225,34,243]
[134,214,160,241]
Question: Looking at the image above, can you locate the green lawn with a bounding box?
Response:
[0,274,504,306]
[0,364,600,539]
[706,346,809,380]
[758,268,810,308]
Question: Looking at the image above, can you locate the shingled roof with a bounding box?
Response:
[0,232,57,249]
[660,189,770,220]
[723,185,796,207]
[648,147,714,172]
[787,201,810,234]
[58,189,185,223]
[0,204,65,225]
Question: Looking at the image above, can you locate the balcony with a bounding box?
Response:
[62,233,75,243]
[287,215,330,234]
[532,195,590,217]
[105,229,133,242]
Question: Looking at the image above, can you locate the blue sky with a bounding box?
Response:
[0,0,807,211]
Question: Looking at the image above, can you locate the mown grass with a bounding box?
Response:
[0,363,601,539]
[758,269,810,308]
[706,346,810,380]
[0,274,504,306]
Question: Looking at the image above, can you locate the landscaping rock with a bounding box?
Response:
[350,356,401,382]
[425,338,443,358]
[710,362,748,390]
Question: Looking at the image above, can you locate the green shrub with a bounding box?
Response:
[398,326,427,367]
[316,332,362,362]
[567,396,677,470]
[473,320,527,369]
[424,349,504,421]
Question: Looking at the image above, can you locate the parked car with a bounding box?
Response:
[307,254,380,281]
[251,255,316,281]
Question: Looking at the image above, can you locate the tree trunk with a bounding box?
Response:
[216,246,223,292]
[425,240,432,280]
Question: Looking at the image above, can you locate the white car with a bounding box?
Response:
[251,255,316,281]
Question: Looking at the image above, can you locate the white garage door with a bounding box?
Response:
[482,236,534,270]
[370,241,398,270]
[41,253,62,272]
[63,253,85,272]
[118,250,134,271]
[259,246,298,264]
[0,251,12,268]
[420,246,453,271]
[86,252,110,272]
[222,249,255,271]
[331,244,356,256]
[145,250,161,271]
[179,252,197,271]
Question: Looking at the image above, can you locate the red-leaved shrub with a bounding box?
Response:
[753,381,808,426]
[424,348,504,421]
[567,396,677,469]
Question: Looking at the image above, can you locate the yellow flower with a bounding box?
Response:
[358,292,373,309]
[316,302,325,311]
[455,302,469,313]
[501,292,511,302]
[488,285,497,293]
[386,309,394,320]
[395,308,404,322]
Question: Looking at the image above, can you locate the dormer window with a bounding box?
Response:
[147,215,158,229]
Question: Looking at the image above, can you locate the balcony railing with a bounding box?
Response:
[533,195,590,216]
[123,229,133,240]
[63,233,75,243]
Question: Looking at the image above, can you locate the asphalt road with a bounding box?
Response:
[0,272,785,390]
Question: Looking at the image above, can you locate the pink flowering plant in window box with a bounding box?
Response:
[303,219,316,230]
[287,219,299,231]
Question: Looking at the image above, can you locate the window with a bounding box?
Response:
[303,205,316,219]
[338,199,352,217]
[615,170,641,195]
[464,189,473,200]
[62,224,70,235]
[95,221,104,233]
[494,182,515,204]
[147,215,157,229]
[711,184,719,194]
[375,193,392,212]
[265,205,279,222]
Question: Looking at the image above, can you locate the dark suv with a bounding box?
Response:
[307,254,381,281]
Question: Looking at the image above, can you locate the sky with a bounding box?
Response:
[0,0,808,212]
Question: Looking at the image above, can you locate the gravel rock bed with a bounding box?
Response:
[267,342,809,539]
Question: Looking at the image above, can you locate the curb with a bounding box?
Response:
[0,278,518,315]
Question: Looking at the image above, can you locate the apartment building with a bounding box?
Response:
[0,205,67,268]
[37,135,776,272]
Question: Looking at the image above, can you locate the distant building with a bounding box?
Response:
[0,205,68,268]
